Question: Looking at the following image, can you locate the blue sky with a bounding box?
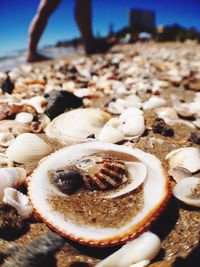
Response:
[0,0,200,54]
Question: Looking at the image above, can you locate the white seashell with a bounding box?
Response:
[0,153,14,168]
[166,147,200,173]
[3,188,33,218]
[23,96,47,113]
[95,232,161,267]
[173,177,200,207]
[143,96,166,110]
[172,96,193,117]
[119,108,145,138]
[155,107,178,121]
[0,167,26,200]
[6,133,53,163]
[98,125,124,144]
[129,260,150,267]
[0,132,15,147]
[104,162,147,198]
[107,101,125,115]
[15,112,34,123]
[45,108,111,144]
[168,167,192,183]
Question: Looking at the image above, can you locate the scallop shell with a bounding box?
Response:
[3,188,33,218]
[173,177,200,207]
[165,147,200,173]
[76,155,127,190]
[6,133,53,163]
[28,141,171,247]
[45,108,111,144]
[96,232,161,266]
[0,167,26,200]
[15,112,34,123]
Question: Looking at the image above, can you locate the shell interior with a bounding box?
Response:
[28,142,170,247]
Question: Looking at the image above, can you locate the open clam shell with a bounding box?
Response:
[173,177,200,207]
[45,108,111,144]
[28,141,171,247]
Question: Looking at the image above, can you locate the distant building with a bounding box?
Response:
[129,9,155,34]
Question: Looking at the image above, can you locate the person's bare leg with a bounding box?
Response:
[75,0,113,54]
[27,0,61,62]
[75,0,95,53]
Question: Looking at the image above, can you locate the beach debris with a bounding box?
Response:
[45,108,111,144]
[165,147,200,173]
[6,133,53,163]
[0,132,15,147]
[0,203,25,237]
[0,167,26,200]
[168,167,192,183]
[95,232,161,267]
[3,188,33,218]
[45,90,83,119]
[2,232,65,267]
[28,141,170,246]
[173,177,200,207]
[0,153,14,168]
[152,118,174,137]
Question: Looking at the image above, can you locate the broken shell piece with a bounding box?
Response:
[168,167,192,183]
[28,141,170,246]
[172,96,193,118]
[104,162,147,199]
[45,108,111,144]
[3,188,33,218]
[0,167,26,200]
[23,96,47,114]
[15,112,34,123]
[155,107,178,121]
[0,153,14,168]
[173,177,200,207]
[98,118,124,143]
[96,232,161,267]
[165,147,200,173]
[6,133,53,163]
[128,260,150,267]
[0,132,15,147]
[0,120,30,136]
[143,96,166,110]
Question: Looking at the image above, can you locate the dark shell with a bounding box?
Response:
[2,75,14,94]
[51,169,83,195]
[76,155,127,190]
[45,90,83,119]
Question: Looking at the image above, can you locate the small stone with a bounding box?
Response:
[51,169,83,195]
[152,118,174,137]
[45,90,83,119]
[189,132,200,145]
[1,75,14,94]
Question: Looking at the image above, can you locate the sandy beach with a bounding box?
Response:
[0,42,199,267]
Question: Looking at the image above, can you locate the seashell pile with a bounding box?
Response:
[0,42,200,266]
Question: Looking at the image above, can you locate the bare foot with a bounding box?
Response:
[27,52,52,63]
[85,38,115,55]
